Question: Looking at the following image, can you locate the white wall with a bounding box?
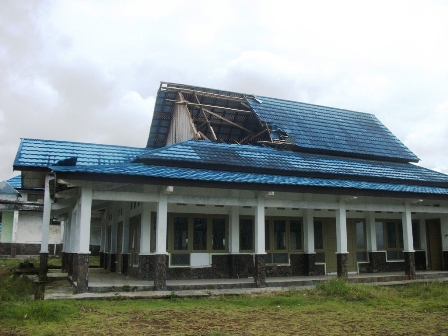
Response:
[15,211,62,244]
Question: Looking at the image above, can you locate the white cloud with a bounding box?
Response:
[0,0,447,182]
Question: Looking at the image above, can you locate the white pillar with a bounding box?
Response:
[61,215,68,252]
[254,194,265,255]
[155,193,167,254]
[140,202,152,255]
[441,215,448,251]
[229,206,240,254]
[77,183,92,254]
[122,203,130,253]
[100,211,107,253]
[336,200,348,253]
[402,203,414,253]
[69,209,77,253]
[419,218,427,251]
[40,174,52,253]
[303,209,315,254]
[110,206,118,254]
[366,212,377,252]
[11,210,19,243]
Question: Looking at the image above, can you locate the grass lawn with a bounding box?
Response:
[0,258,447,335]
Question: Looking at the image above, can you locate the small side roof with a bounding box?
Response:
[0,179,20,195]
[13,138,148,170]
[6,175,21,189]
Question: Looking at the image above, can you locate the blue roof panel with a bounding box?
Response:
[136,140,448,184]
[51,163,448,196]
[14,139,148,169]
[248,96,419,162]
[6,175,21,189]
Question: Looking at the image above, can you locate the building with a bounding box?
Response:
[0,174,63,256]
[12,82,448,293]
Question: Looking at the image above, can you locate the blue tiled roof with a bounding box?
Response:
[146,83,419,162]
[247,96,419,163]
[6,175,21,189]
[14,139,148,169]
[50,163,448,196]
[136,140,448,185]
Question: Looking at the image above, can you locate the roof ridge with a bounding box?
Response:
[252,95,375,117]
[20,138,146,150]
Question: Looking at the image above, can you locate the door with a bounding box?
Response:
[117,222,123,273]
[322,220,357,274]
[426,219,443,270]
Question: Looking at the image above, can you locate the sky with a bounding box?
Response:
[1,0,448,181]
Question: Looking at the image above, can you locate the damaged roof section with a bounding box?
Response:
[147,82,272,148]
[146,82,419,163]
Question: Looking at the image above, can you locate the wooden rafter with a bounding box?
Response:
[240,127,270,144]
[202,108,254,135]
[194,93,218,141]
[163,86,248,102]
[175,92,200,140]
[165,99,252,114]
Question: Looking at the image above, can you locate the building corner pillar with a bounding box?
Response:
[154,254,167,291]
[253,254,266,288]
[404,252,416,280]
[75,253,90,293]
[402,203,416,279]
[337,253,349,279]
[39,252,49,280]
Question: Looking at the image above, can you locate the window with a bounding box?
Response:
[376,220,404,260]
[168,214,228,266]
[376,222,385,249]
[314,220,325,262]
[356,221,368,261]
[412,220,420,250]
[27,193,44,202]
[386,221,403,260]
[264,218,303,264]
[129,215,141,265]
[239,218,253,252]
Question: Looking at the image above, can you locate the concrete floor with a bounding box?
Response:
[42,268,448,300]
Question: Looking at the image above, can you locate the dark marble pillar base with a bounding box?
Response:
[138,255,151,280]
[39,252,49,280]
[67,253,74,276]
[72,253,79,282]
[154,254,167,291]
[253,254,266,288]
[369,251,386,273]
[61,252,66,272]
[229,254,253,278]
[337,253,348,279]
[303,253,316,276]
[404,252,416,280]
[99,252,105,268]
[104,253,109,269]
[108,253,116,272]
[75,253,90,293]
[121,254,129,276]
[443,251,448,271]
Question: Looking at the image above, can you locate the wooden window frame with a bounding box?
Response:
[264,216,304,265]
[167,213,229,254]
[379,220,404,261]
[129,214,141,266]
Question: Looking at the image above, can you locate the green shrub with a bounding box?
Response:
[314,278,374,301]
[0,274,34,302]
